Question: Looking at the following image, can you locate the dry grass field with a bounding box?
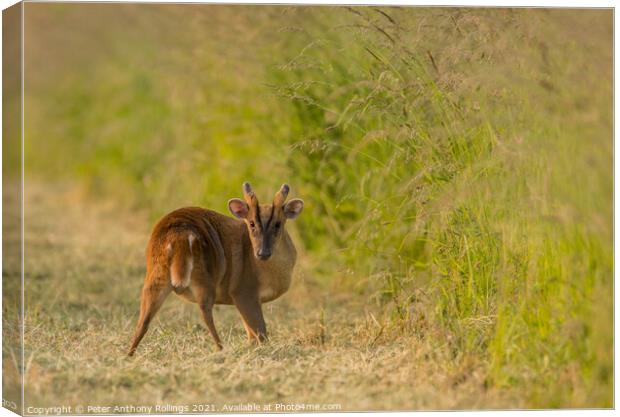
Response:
[12,182,516,411]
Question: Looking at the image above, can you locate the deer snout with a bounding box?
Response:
[257,248,272,260]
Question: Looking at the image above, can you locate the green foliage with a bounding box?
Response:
[23,5,611,407]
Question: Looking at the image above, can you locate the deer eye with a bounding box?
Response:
[249,221,255,228]
[275,222,281,229]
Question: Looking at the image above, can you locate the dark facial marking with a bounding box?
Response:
[255,204,262,230]
[265,205,275,230]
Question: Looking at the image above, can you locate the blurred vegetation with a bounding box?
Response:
[22,5,611,407]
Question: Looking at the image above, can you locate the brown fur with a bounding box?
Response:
[128,183,303,356]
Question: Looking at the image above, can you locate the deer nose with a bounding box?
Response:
[257,249,271,260]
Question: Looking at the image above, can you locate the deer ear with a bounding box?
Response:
[228,198,249,219]
[283,199,304,219]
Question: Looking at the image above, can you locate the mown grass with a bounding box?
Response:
[6,4,613,411]
[14,183,515,411]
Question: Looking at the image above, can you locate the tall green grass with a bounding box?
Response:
[23,5,612,407]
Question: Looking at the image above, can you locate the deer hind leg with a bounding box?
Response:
[198,297,223,350]
[232,293,267,344]
[189,280,223,350]
[184,245,223,351]
[128,278,171,356]
[240,318,259,343]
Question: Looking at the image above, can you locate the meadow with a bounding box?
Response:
[2,5,613,411]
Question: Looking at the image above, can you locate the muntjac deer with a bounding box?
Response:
[128,182,303,356]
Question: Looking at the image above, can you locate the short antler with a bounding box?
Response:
[273,184,289,208]
[243,182,258,207]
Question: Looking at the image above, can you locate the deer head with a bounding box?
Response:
[228,182,304,260]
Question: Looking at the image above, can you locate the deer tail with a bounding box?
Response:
[168,233,196,288]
